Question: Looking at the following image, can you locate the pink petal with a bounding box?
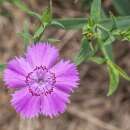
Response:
[40,88,70,118]
[26,43,59,69]
[4,57,32,88]
[50,60,80,93]
[11,88,40,118]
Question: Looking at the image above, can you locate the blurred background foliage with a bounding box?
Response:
[82,0,130,16]
[1,0,130,18]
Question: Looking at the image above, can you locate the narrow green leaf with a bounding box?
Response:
[117,67,130,81]
[107,63,119,96]
[102,35,115,61]
[41,7,52,25]
[27,11,41,20]
[99,37,114,62]
[55,16,130,30]
[104,44,114,61]
[74,37,95,65]
[107,60,130,96]
[0,64,5,72]
[51,20,65,29]
[104,35,115,46]
[33,26,44,40]
[55,18,87,29]
[108,61,130,81]
[90,0,101,22]
[102,16,130,30]
[46,38,60,43]
[110,14,118,30]
[88,56,106,64]
[112,0,130,15]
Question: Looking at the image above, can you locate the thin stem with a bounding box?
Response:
[50,0,52,12]
[34,24,47,44]
[101,45,110,60]
[97,38,110,61]
[96,24,113,61]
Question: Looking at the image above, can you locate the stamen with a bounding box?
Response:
[26,66,56,96]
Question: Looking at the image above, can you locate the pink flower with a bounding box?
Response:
[4,43,79,118]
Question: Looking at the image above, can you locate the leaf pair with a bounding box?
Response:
[107,60,130,96]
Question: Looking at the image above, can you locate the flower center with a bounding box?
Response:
[26,66,56,96]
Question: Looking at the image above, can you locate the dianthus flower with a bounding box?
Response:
[4,43,79,118]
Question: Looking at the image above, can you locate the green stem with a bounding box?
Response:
[101,45,110,60]
[34,24,47,44]
[96,25,114,61]
[98,38,110,61]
